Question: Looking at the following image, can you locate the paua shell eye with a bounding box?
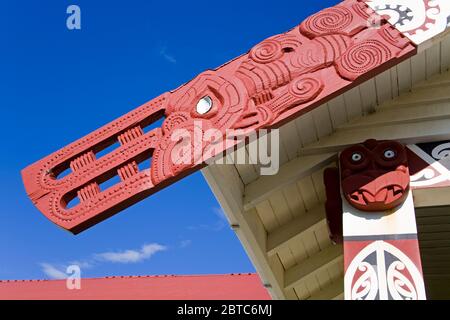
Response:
[196,96,213,115]
[351,152,363,162]
[384,149,396,159]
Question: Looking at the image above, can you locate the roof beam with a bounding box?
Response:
[337,101,450,132]
[378,92,450,110]
[413,78,450,91]
[267,205,326,256]
[300,81,450,155]
[413,187,450,208]
[284,245,343,290]
[309,279,344,300]
[299,117,450,156]
[243,153,336,210]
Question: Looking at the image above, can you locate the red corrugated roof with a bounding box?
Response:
[0,273,271,300]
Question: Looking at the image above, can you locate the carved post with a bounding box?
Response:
[325,139,426,300]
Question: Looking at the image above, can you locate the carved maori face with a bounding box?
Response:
[165,72,247,128]
[339,139,410,212]
[150,72,248,185]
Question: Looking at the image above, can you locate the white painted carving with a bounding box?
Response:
[408,143,450,188]
[351,262,379,300]
[365,0,450,44]
[345,241,426,300]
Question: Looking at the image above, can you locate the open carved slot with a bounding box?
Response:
[50,109,165,181]
[142,116,165,134]
[62,148,154,210]
[95,140,121,159]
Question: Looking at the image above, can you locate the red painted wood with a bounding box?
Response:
[339,139,410,212]
[0,274,271,300]
[324,167,343,244]
[324,139,450,242]
[325,139,411,242]
[22,0,416,234]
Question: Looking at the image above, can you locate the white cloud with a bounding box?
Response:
[95,243,167,264]
[39,263,67,280]
[159,46,177,64]
[69,260,93,269]
[187,207,229,232]
[213,207,228,222]
[39,243,168,278]
[180,240,192,248]
[187,221,225,232]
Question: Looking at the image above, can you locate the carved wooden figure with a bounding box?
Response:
[324,139,426,300]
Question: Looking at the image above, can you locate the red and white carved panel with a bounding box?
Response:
[343,192,426,300]
[344,238,426,300]
[364,0,450,45]
[329,139,427,300]
[407,140,450,189]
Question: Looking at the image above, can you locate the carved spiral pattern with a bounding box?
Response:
[288,77,323,100]
[162,112,190,134]
[337,40,391,79]
[410,143,450,188]
[431,142,450,160]
[387,261,418,300]
[301,6,353,37]
[249,39,283,64]
[351,262,378,300]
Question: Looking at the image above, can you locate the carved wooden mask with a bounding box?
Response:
[339,139,410,211]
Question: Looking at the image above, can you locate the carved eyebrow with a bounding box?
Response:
[345,147,369,156]
[373,143,402,152]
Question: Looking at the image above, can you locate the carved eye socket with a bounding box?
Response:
[384,149,396,159]
[351,152,363,163]
[196,96,213,115]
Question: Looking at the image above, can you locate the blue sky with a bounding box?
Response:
[0,0,337,280]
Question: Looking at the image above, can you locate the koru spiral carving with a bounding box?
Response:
[22,0,416,234]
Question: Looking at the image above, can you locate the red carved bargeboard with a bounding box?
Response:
[21,0,416,234]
